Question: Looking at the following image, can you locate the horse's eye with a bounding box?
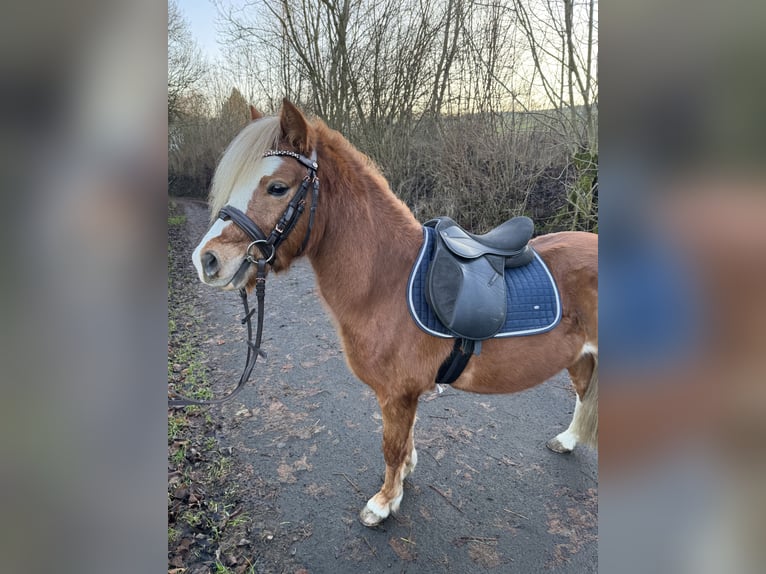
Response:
[267,182,290,197]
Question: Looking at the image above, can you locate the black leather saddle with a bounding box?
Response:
[424,216,535,340]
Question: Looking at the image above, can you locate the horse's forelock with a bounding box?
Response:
[208,116,282,222]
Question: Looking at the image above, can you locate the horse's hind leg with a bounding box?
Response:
[547,346,599,453]
[359,392,418,527]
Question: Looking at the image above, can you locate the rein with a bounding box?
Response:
[168,149,319,407]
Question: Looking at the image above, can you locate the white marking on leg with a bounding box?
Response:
[554,429,578,451]
[555,395,583,450]
[580,342,598,357]
[360,494,391,526]
[360,480,406,526]
[403,448,418,478]
[365,496,390,520]
[390,491,404,514]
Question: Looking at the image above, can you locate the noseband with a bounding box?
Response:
[169,149,319,407]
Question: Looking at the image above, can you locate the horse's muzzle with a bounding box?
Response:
[201,250,220,280]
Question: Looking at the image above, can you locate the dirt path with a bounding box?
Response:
[171,198,597,573]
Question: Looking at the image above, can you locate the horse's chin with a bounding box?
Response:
[233,254,301,292]
[197,273,238,291]
[208,261,256,291]
[201,276,239,291]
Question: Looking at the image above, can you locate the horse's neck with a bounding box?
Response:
[308,158,422,323]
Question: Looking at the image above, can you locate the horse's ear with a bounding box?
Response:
[249,105,263,121]
[279,98,310,153]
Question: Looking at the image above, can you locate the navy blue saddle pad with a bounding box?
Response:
[407,226,562,338]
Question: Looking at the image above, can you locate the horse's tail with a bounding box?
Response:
[573,351,598,449]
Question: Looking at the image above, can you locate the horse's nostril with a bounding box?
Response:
[202,251,219,278]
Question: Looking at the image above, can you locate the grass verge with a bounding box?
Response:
[167,201,254,573]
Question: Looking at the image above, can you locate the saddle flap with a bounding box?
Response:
[426,240,507,340]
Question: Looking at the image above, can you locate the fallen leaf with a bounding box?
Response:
[277,464,297,483]
[293,455,312,471]
[388,537,415,561]
[468,542,502,568]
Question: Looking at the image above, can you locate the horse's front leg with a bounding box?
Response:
[360,392,418,527]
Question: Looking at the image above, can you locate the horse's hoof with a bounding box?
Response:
[546,437,573,454]
[359,505,386,527]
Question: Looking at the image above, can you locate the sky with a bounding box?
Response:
[177,0,223,62]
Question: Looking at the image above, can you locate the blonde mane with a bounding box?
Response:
[208,117,282,222]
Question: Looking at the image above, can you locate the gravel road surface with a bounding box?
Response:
[178,199,597,573]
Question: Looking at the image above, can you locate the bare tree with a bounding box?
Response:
[202,0,598,231]
[168,0,206,125]
[511,0,597,149]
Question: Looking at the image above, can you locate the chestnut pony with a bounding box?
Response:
[192,100,598,527]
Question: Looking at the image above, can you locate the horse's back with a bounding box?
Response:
[531,231,598,278]
[531,231,598,338]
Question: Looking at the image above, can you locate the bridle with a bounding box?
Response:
[168,149,319,407]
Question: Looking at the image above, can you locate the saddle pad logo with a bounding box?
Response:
[407,227,562,338]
